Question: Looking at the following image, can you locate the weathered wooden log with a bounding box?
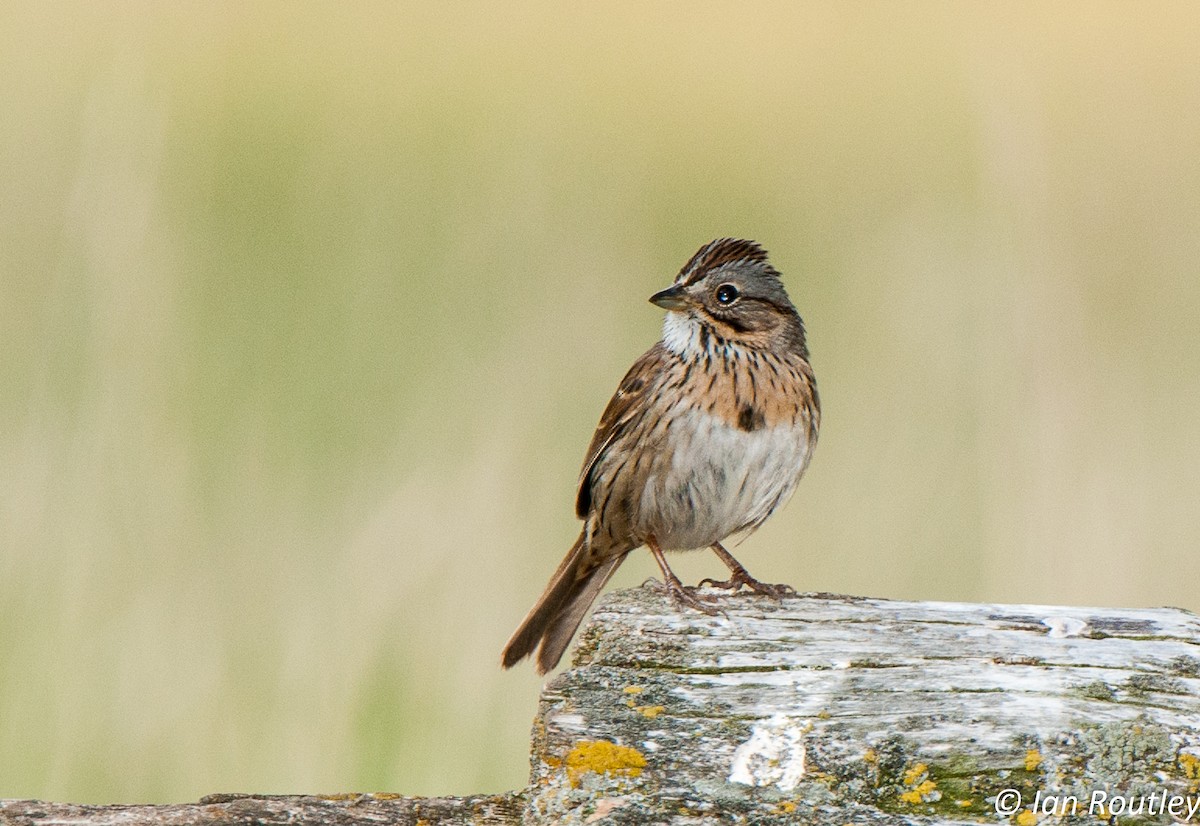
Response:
[4,587,1200,825]
[528,588,1200,824]
[0,793,522,826]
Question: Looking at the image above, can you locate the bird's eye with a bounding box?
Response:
[715,284,740,305]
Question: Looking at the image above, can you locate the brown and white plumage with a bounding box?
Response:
[502,239,820,674]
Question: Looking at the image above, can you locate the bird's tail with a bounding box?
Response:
[501,532,622,674]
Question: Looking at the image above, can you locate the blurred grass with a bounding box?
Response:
[2,0,1200,804]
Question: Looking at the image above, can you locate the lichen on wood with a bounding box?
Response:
[3,587,1199,825]
[527,587,1200,824]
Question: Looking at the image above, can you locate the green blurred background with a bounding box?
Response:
[3,0,1199,804]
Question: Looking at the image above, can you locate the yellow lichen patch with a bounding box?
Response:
[635,704,665,719]
[899,763,938,805]
[371,793,402,800]
[817,709,831,719]
[1180,751,1200,789]
[565,740,647,788]
[1015,810,1038,826]
[899,781,937,805]
[955,799,973,808]
[1024,749,1043,772]
[773,801,797,814]
[622,685,644,694]
[319,793,360,801]
[862,748,878,764]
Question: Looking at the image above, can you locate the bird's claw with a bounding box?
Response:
[646,577,720,615]
[698,573,797,600]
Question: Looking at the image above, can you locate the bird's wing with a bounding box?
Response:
[575,343,667,519]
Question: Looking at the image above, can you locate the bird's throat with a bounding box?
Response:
[661,311,703,357]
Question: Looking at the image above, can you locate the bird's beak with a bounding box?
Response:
[649,284,689,310]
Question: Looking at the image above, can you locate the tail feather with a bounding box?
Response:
[502,534,622,674]
[533,555,621,673]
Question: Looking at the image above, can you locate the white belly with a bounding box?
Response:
[636,409,813,551]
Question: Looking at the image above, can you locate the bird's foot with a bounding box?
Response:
[703,542,797,600]
[645,576,720,615]
[698,570,797,600]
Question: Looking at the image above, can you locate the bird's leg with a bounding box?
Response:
[646,536,719,615]
[700,542,797,599]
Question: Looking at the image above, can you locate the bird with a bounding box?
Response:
[501,238,819,674]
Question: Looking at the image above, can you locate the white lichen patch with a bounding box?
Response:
[1043,615,1091,638]
[728,714,807,792]
[548,712,588,733]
